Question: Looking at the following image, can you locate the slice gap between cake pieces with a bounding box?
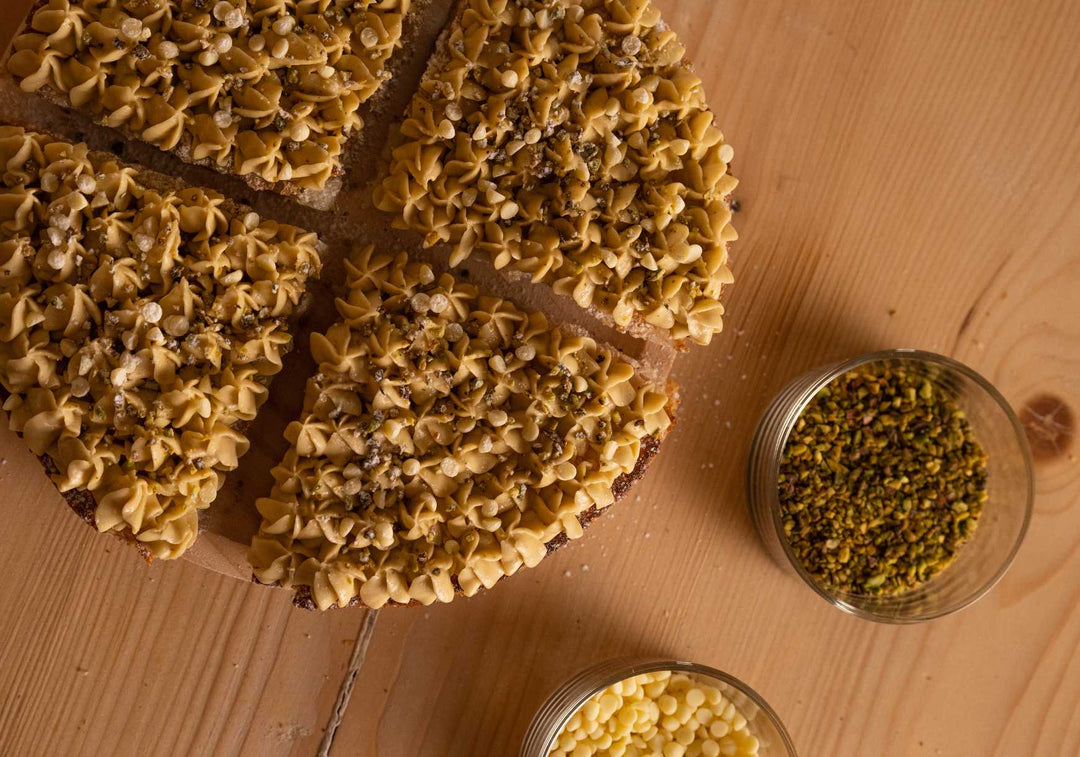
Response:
[373,0,740,350]
[3,0,415,209]
[249,245,679,611]
[0,123,323,561]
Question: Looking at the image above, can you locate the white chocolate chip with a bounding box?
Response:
[290,121,311,142]
[443,322,464,341]
[120,17,143,42]
[158,40,179,59]
[51,211,71,231]
[410,292,431,312]
[141,301,163,323]
[718,143,735,163]
[70,376,90,398]
[40,172,59,193]
[197,49,220,66]
[134,232,154,252]
[429,293,450,313]
[487,408,508,427]
[272,16,296,36]
[621,34,642,56]
[76,173,96,194]
[342,477,364,496]
[439,457,460,477]
[524,128,541,144]
[515,344,535,361]
[163,315,190,337]
[247,33,265,52]
[46,247,66,270]
[214,34,233,54]
[46,227,64,247]
[359,26,379,48]
[500,69,519,89]
[444,102,463,121]
[223,8,244,29]
[212,2,233,21]
[243,211,260,230]
[213,110,233,128]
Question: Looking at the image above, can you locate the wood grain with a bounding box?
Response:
[334,0,1080,755]
[1,0,1079,756]
[0,436,373,757]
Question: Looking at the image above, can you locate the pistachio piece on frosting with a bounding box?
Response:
[0,125,321,559]
[249,247,673,610]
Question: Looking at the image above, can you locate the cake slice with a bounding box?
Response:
[373,0,739,347]
[5,0,412,207]
[249,246,676,609]
[0,124,322,559]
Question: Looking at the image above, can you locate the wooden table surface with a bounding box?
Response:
[2,1,1079,756]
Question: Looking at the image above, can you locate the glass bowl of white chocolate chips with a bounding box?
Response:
[521,659,797,757]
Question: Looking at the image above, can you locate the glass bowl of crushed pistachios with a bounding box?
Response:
[521,658,798,757]
[748,349,1034,623]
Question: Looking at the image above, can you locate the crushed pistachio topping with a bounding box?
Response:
[779,364,989,595]
[8,0,411,190]
[249,247,672,610]
[373,0,738,345]
[0,125,321,558]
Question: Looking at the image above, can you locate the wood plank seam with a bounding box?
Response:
[317,610,381,757]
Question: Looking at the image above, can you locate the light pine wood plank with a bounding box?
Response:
[332,0,1080,755]
[0,433,370,757]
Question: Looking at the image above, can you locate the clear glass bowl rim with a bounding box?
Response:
[521,657,798,757]
[748,348,1035,623]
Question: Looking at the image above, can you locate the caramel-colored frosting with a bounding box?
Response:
[373,0,738,345]
[250,247,671,609]
[0,125,320,558]
[8,0,410,190]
